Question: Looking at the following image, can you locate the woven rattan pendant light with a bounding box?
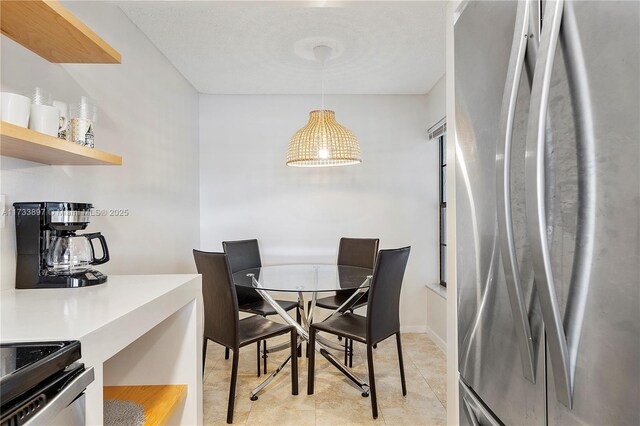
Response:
[286,45,361,167]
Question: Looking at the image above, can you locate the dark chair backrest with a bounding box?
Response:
[222,239,263,305]
[337,237,380,269]
[366,246,411,344]
[193,250,239,348]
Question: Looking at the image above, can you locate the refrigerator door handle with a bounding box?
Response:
[462,397,481,426]
[460,380,503,426]
[496,0,536,384]
[525,0,573,408]
[559,0,596,398]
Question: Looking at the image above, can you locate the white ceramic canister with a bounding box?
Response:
[29,104,59,136]
[0,92,31,127]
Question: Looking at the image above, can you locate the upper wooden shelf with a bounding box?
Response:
[104,385,187,426]
[0,0,121,64]
[1,122,122,166]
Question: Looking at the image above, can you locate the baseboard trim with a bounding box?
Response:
[425,326,447,354]
[400,325,427,333]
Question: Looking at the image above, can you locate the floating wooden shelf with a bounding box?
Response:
[0,122,122,166]
[1,0,121,63]
[104,385,187,426]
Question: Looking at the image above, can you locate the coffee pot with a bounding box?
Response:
[46,232,109,275]
[14,202,109,288]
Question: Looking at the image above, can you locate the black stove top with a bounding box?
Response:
[1,343,65,377]
[0,341,81,406]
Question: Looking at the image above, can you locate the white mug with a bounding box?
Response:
[29,104,59,136]
[1,92,31,127]
[53,100,69,139]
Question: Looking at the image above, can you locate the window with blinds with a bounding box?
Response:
[429,118,447,287]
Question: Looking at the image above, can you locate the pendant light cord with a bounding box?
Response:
[321,54,325,154]
[321,59,325,112]
[313,44,331,114]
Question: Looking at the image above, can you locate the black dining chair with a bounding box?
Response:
[314,237,379,366]
[307,246,410,419]
[193,250,298,424]
[223,239,302,375]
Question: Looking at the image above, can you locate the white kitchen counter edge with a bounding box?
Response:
[0,274,201,343]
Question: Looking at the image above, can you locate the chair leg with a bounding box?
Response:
[349,339,354,368]
[290,329,299,395]
[256,341,261,377]
[263,340,268,374]
[307,328,316,395]
[344,338,349,365]
[296,307,302,357]
[225,347,230,360]
[396,333,407,396]
[227,349,240,424]
[202,338,208,375]
[366,343,378,419]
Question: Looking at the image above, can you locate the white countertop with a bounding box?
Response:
[0,274,204,425]
[0,274,200,343]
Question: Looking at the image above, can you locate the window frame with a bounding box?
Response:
[428,117,447,289]
[437,133,447,288]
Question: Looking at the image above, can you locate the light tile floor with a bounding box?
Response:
[203,333,447,425]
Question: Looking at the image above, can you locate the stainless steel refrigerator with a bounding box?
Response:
[455,1,639,425]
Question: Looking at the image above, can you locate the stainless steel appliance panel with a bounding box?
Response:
[459,380,501,426]
[48,394,85,426]
[539,1,640,424]
[27,367,93,426]
[455,2,546,425]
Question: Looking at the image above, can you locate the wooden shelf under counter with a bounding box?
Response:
[0,0,121,64]
[104,385,187,426]
[0,121,122,166]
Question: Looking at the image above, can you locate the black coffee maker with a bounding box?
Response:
[14,202,109,289]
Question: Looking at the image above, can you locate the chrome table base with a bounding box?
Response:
[247,273,370,400]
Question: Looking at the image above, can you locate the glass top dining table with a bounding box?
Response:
[232,264,373,292]
[230,264,374,400]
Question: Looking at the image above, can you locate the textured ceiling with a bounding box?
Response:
[119,1,446,95]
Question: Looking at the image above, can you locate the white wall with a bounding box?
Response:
[0,2,200,290]
[423,74,448,351]
[426,292,447,350]
[424,74,446,127]
[199,94,438,330]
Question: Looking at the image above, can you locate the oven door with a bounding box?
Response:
[49,394,86,426]
[27,367,94,426]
